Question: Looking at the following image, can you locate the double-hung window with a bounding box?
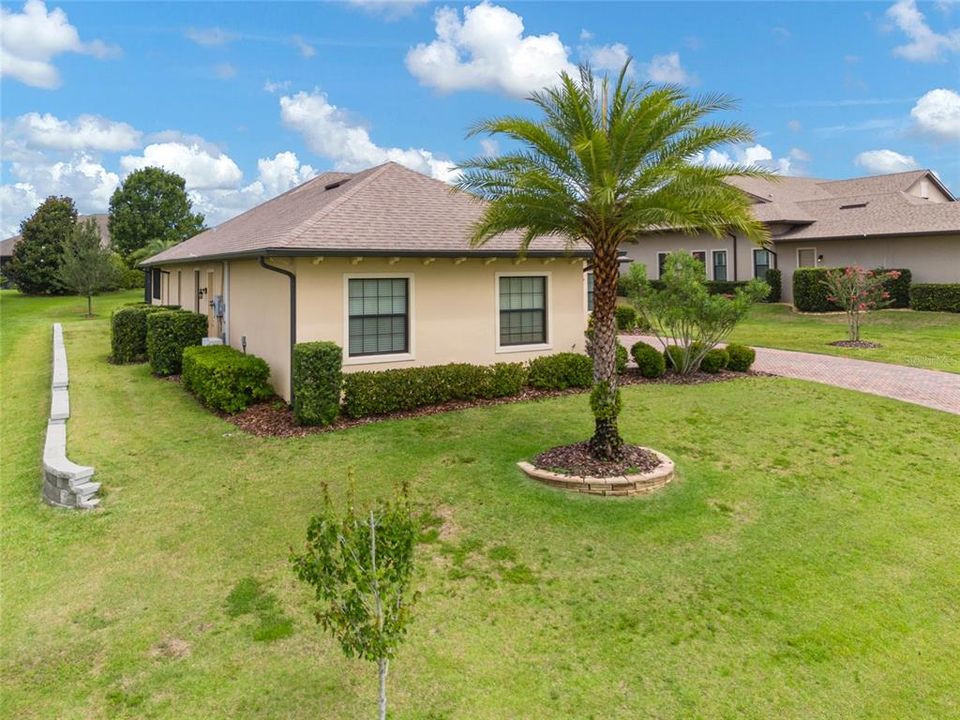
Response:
[712,250,728,281]
[586,272,595,312]
[499,275,547,347]
[753,249,771,279]
[347,278,409,357]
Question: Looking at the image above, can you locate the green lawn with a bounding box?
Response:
[728,304,960,373]
[3,290,960,719]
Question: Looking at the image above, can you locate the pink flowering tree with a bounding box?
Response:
[822,266,900,342]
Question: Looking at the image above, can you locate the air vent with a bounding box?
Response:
[839,202,868,210]
[324,179,350,191]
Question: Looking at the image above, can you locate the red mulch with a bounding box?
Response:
[828,340,882,349]
[533,441,661,478]
[221,368,766,438]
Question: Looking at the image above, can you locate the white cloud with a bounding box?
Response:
[585,42,631,73]
[213,62,237,79]
[290,34,316,58]
[696,143,803,175]
[0,183,41,237]
[405,2,575,97]
[789,147,812,163]
[480,138,499,156]
[347,0,427,19]
[120,142,243,190]
[642,52,692,84]
[787,119,803,132]
[0,0,118,89]
[911,88,960,139]
[279,89,458,182]
[855,149,919,173]
[184,26,237,47]
[8,112,141,151]
[886,0,960,61]
[264,79,291,93]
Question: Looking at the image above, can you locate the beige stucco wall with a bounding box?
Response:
[157,255,589,402]
[620,232,768,282]
[774,234,960,302]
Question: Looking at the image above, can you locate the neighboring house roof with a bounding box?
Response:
[143,162,589,266]
[725,170,960,242]
[0,213,111,259]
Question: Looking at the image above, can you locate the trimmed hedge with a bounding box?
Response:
[182,345,272,413]
[630,341,666,378]
[293,342,343,426]
[700,348,729,374]
[792,267,840,312]
[110,303,167,363]
[911,283,960,313]
[146,310,208,376]
[725,343,756,372]
[527,352,593,390]
[615,305,637,331]
[341,362,527,419]
[616,343,628,374]
[877,268,911,308]
[764,268,782,303]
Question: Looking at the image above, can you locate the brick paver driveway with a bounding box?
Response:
[621,334,960,416]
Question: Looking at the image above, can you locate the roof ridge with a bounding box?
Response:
[281,162,393,249]
[821,169,930,183]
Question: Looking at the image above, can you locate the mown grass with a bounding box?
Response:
[2,290,960,719]
[728,303,960,373]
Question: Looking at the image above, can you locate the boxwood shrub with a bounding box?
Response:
[146,310,208,376]
[700,347,729,374]
[877,267,911,308]
[110,303,167,363]
[615,305,637,331]
[911,283,960,313]
[341,362,527,419]
[725,343,756,372]
[630,341,666,378]
[527,352,593,390]
[792,267,840,312]
[292,341,343,426]
[182,345,272,413]
[764,268,782,302]
[663,344,685,372]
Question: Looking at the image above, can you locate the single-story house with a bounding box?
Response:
[1,213,111,287]
[620,170,960,303]
[141,162,592,402]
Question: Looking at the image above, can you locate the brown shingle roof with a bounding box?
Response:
[1,213,110,258]
[143,162,588,265]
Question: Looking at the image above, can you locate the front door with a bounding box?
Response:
[798,248,816,268]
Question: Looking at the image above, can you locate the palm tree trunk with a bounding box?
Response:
[588,244,625,460]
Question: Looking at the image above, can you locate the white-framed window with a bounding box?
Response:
[495,272,551,353]
[657,252,668,279]
[342,273,414,365]
[586,271,595,312]
[753,249,771,279]
[712,250,728,281]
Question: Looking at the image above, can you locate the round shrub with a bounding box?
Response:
[527,352,593,390]
[614,305,637,332]
[293,341,343,426]
[663,344,685,372]
[616,343,628,374]
[700,348,729,374]
[146,309,208,376]
[182,345,272,413]
[725,343,756,372]
[630,341,665,378]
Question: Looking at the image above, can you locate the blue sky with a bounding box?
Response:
[1,0,958,236]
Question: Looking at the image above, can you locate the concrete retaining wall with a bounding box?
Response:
[42,323,99,509]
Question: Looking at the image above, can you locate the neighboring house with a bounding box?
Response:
[619,170,960,303]
[141,162,591,402]
[1,214,111,287]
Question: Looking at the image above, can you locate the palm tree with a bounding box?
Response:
[457,61,769,460]
[128,237,179,265]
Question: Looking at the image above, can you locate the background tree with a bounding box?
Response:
[457,62,768,460]
[5,196,78,295]
[127,237,180,266]
[57,218,119,316]
[291,477,418,720]
[108,167,204,260]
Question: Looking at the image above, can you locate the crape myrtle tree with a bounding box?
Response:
[6,196,78,295]
[108,167,205,261]
[456,61,769,460]
[57,218,119,316]
[823,266,901,342]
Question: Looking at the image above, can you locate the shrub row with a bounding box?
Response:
[182,345,272,413]
[879,268,911,308]
[793,266,913,312]
[527,352,593,390]
[146,309,208,376]
[342,362,528,419]
[110,303,168,363]
[910,283,960,313]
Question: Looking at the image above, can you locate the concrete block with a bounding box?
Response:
[50,388,70,421]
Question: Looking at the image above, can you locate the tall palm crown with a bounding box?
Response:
[457,62,769,460]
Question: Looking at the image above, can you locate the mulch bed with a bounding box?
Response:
[533,441,661,478]
[828,340,882,349]
[221,368,767,439]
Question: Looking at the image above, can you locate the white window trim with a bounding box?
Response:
[711,249,728,282]
[656,252,669,279]
[796,246,818,268]
[342,272,415,366]
[495,271,553,354]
